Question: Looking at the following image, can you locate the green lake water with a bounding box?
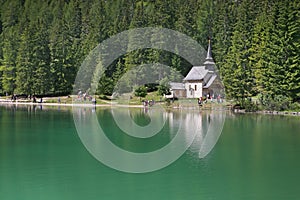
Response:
[0,104,300,200]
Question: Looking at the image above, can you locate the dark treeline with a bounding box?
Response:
[0,0,299,103]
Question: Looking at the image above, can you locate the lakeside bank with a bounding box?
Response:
[1,97,300,117]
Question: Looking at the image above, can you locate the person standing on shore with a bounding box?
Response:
[92,97,97,106]
[198,97,202,106]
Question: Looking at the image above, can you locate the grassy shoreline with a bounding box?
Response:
[1,95,300,117]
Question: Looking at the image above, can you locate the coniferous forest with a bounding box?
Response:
[0,0,299,107]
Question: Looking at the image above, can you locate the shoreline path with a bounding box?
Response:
[0,99,144,108]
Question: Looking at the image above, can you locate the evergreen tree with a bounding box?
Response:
[124,1,149,76]
[0,12,3,93]
[64,0,84,92]
[212,0,236,70]
[196,0,213,46]
[0,0,23,94]
[0,27,19,94]
[283,0,300,100]
[15,25,35,95]
[0,0,299,102]
[220,0,257,102]
[49,0,68,94]
[49,0,82,94]
[251,0,300,102]
[249,0,275,95]
[33,19,51,94]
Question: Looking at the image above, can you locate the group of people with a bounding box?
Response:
[77,90,97,105]
[77,90,93,102]
[143,99,155,107]
[32,96,43,103]
[11,94,17,101]
[10,94,43,103]
[198,94,223,106]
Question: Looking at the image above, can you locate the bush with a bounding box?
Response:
[165,98,171,106]
[145,83,158,92]
[259,94,291,111]
[157,84,171,96]
[242,98,259,112]
[289,102,300,111]
[134,86,147,100]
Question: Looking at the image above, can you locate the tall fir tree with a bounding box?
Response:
[33,18,51,95]
[0,0,299,101]
[0,0,23,94]
[0,27,19,94]
[15,25,35,95]
[212,0,236,70]
[220,0,258,101]
[0,12,3,94]
[249,0,275,95]
[283,0,300,100]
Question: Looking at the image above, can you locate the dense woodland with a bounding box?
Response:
[0,0,300,107]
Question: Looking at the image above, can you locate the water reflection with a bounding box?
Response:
[0,103,225,165]
[1,105,300,199]
[0,104,225,160]
[0,103,72,114]
[73,106,226,173]
[0,103,43,113]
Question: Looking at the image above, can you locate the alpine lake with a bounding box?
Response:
[1,104,300,200]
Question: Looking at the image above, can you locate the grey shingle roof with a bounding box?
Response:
[203,74,217,88]
[183,66,208,81]
[169,82,185,90]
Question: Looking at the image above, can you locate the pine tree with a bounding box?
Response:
[257,0,300,101]
[174,0,198,38]
[249,0,275,95]
[0,12,3,94]
[124,1,149,74]
[196,0,214,46]
[284,0,300,100]
[49,0,68,94]
[110,0,134,34]
[33,18,51,95]
[0,0,298,101]
[0,27,19,94]
[0,0,23,94]
[64,0,84,92]
[220,0,257,102]
[81,0,108,55]
[49,0,83,94]
[212,0,236,70]
[15,25,35,95]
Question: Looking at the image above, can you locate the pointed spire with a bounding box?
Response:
[203,38,215,71]
[206,38,213,60]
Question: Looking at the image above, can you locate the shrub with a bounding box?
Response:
[134,86,147,100]
[259,94,291,111]
[165,98,171,106]
[289,102,300,111]
[243,99,259,112]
